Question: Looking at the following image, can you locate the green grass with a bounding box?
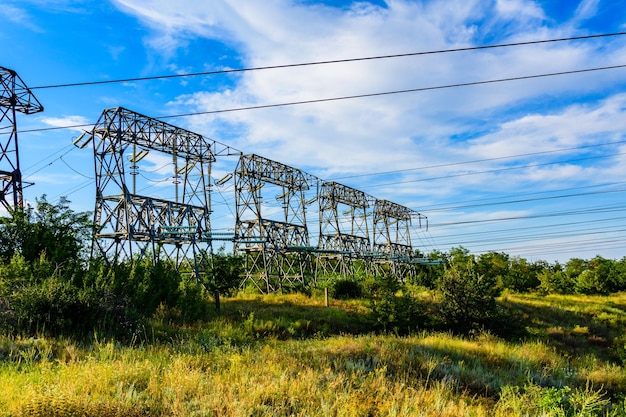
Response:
[1,292,625,416]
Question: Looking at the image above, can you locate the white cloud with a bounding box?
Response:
[0,4,42,31]
[41,115,91,134]
[107,0,626,260]
[573,0,599,22]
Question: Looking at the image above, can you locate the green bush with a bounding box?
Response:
[368,274,426,335]
[330,278,362,300]
[437,263,501,335]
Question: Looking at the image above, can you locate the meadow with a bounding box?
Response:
[1,291,625,416]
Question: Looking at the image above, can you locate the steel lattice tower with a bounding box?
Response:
[317,181,370,279]
[83,107,215,282]
[0,67,43,214]
[372,199,417,280]
[234,154,315,292]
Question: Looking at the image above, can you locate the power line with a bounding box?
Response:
[418,180,626,211]
[28,31,626,90]
[418,186,626,213]
[430,203,626,227]
[365,151,626,189]
[329,139,626,181]
[9,64,626,137]
[159,64,626,118]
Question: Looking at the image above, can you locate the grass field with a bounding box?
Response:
[1,292,625,416]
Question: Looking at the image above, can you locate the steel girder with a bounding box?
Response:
[88,107,213,281]
[234,154,314,292]
[0,67,43,214]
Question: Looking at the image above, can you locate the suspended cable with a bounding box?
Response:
[28,31,626,90]
[8,64,626,138]
[160,64,626,118]
[431,203,626,227]
[330,139,626,181]
[366,151,626,189]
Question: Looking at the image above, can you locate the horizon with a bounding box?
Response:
[2,0,626,263]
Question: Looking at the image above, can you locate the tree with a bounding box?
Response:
[0,196,92,270]
[438,261,501,334]
[476,251,509,289]
[502,257,542,292]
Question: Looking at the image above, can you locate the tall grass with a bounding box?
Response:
[1,292,625,416]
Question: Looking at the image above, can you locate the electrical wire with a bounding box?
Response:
[329,139,626,181]
[364,151,626,189]
[159,64,626,118]
[8,64,626,137]
[28,31,626,90]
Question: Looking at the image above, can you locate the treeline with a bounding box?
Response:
[416,246,626,295]
[1,197,625,342]
[0,197,241,341]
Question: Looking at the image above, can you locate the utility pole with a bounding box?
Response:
[0,66,44,214]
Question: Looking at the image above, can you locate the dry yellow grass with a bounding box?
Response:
[1,292,625,416]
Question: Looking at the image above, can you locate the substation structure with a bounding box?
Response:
[80,106,237,283]
[0,67,43,214]
[80,106,433,292]
[233,156,431,291]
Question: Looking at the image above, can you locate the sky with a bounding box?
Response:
[2,0,626,264]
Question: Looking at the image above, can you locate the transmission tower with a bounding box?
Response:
[317,181,370,279]
[82,106,215,282]
[0,67,43,214]
[372,199,418,280]
[234,154,315,292]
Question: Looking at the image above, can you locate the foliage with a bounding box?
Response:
[0,196,92,270]
[0,255,140,340]
[330,278,363,300]
[203,248,244,297]
[368,274,426,335]
[496,383,614,417]
[538,268,577,295]
[437,260,502,335]
[1,292,625,417]
[538,256,626,295]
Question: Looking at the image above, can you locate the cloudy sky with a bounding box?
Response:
[2,0,626,263]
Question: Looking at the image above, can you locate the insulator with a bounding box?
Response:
[215,173,233,186]
[72,131,93,149]
[129,149,149,163]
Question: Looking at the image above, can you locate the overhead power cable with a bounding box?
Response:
[430,203,626,227]
[330,139,626,180]
[28,31,626,90]
[159,64,626,118]
[366,151,626,189]
[9,64,626,138]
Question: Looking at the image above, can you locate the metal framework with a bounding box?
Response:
[74,106,437,292]
[317,181,370,278]
[85,106,215,281]
[372,199,423,280]
[234,154,315,292]
[0,67,43,214]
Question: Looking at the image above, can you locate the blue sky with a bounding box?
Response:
[2,0,626,263]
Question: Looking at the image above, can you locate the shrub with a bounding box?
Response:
[437,263,501,335]
[368,274,426,335]
[538,268,576,295]
[330,278,362,300]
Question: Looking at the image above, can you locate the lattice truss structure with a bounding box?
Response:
[82,107,216,281]
[317,181,371,278]
[234,154,316,292]
[0,67,43,214]
[77,106,434,292]
[372,199,428,280]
